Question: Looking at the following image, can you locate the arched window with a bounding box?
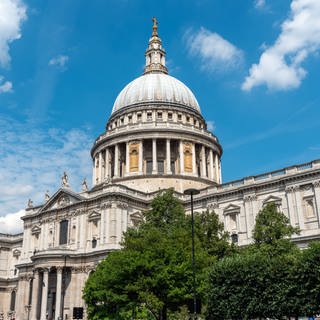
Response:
[59,220,69,245]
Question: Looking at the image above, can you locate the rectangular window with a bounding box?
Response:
[186,116,190,122]
[171,160,175,174]
[128,115,132,123]
[59,220,69,245]
[158,160,164,174]
[147,112,152,121]
[157,112,162,119]
[146,160,153,174]
[137,113,142,121]
[168,113,173,121]
[120,118,124,125]
[178,114,182,121]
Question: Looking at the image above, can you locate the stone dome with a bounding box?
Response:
[112,73,201,114]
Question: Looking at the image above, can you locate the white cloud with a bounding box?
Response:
[0,116,93,218]
[0,209,24,234]
[0,76,12,93]
[207,120,215,132]
[0,0,27,68]
[243,0,320,91]
[49,55,69,69]
[185,27,243,73]
[254,0,266,9]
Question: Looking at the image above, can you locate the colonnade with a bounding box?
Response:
[93,138,221,185]
[28,267,86,320]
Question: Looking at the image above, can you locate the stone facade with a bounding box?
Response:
[1,22,320,320]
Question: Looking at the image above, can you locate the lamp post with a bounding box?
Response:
[184,188,200,319]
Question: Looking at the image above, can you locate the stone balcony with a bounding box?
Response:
[94,121,219,145]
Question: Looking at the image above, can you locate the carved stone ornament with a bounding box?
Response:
[208,202,219,210]
[104,175,112,184]
[58,195,70,208]
[45,191,50,202]
[27,198,33,208]
[31,225,41,236]
[313,180,320,188]
[117,202,128,209]
[61,171,70,188]
[82,178,88,192]
[100,201,112,209]
[301,184,312,191]
[243,194,257,202]
[12,249,21,257]
[285,185,300,193]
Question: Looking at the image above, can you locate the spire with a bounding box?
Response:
[144,17,168,74]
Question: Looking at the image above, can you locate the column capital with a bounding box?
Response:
[313,180,320,188]
[56,267,63,274]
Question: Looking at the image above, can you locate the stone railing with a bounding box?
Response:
[94,121,219,144]
[217,159,320,191]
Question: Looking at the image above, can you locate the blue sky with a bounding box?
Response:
[1,0,320,231]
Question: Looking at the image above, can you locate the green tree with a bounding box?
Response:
[207,202,303,319]
[253,202,299,245]
[83,189,231,320]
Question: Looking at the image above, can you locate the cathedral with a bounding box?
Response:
[1,21,320,320]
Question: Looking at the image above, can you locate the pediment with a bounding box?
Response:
[39,189,84,213]
[31,225,41,235]
[223,204,240,214]
[130,211,143,226]
[88,210,101,222]
[263,195,281,203]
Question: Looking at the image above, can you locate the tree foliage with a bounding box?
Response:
[83,189,231,320]
[206,202,320,319]
[253,202,299,245]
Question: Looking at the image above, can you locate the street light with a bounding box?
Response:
[184,188,200,319]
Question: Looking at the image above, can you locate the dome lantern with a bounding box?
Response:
[144,17,168,75]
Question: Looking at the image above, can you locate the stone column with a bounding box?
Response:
[55,268,62,320]
[40,269,49,320]
[139,140,143,174]
[209,149,214,180]
[114,144,119,178]
[166,139,171,174]
[68,268,78,315]
[179,140,184,174]
[99,152,103,183]
[126,141,130,175]
[192,143,197,175]
[105,148,110,180]
[313,181,320,227]
[214,154,220,183]
[92,158,96,186]
[30,269,40,320]
[201,145,206,178]
[152,139,157,174]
